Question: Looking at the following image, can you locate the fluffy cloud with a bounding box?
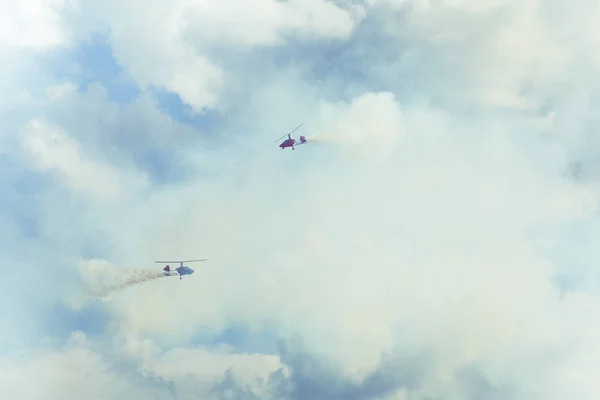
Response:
[20,118,149,201]
[64,0,364,111]
[0,0,67,50]
[4,0,600,399]
[0,331,281,399]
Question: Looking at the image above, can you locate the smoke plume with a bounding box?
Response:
[307,92,404,158]
[77,259,173,297]
[94,270,171,297]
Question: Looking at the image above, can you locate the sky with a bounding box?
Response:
[2,0,600,398]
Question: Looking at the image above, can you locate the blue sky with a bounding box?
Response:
[3,0,600,399]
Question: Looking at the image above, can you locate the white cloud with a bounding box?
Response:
[0,0,68,50]
[67,0,364,111]
[0,0,71,139]
[38,85,598,397]
[0,331,280,400]
[4,0,600,399]
[184,0,365,46]
[363,0,567,113]
[20,118,148,201]
[66,92,599,389]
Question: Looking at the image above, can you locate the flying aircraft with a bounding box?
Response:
[155,259,207,280]
[275,123,307,150]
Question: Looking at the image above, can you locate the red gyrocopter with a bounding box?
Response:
[275,123,307,150]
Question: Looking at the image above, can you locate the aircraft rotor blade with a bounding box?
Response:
[274,123,303,142]
[155,259,207,263]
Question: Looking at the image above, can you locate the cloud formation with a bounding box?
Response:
[3,0,600,399]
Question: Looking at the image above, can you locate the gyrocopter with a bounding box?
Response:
[275,123,307,150]
[155,259,207,280]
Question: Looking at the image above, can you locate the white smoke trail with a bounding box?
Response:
[93,270,172,297]
[77,259,174,298]
[302,134,335,144]
[302,130,389,159]
[306,92,404,158]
